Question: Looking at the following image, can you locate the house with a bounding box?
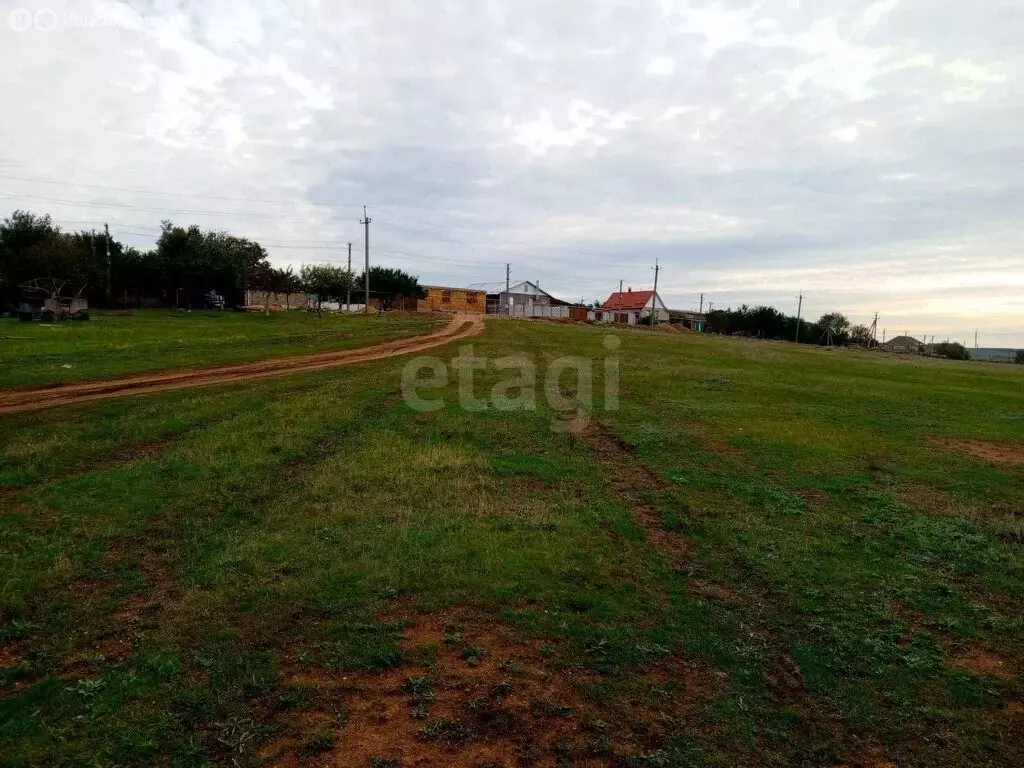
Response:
[597,288,669,325]
[486,280,577,318]
[878,335,923,354]
[417,285,487,314]
[668,309,707,331]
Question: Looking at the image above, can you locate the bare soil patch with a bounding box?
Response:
[938,438,1024,467]
[793,488,831,507]
[948,646,1016,680]
[578,423,691,564]
[260,606,719,767]
[686,579,744,604]
[0,315,483,415]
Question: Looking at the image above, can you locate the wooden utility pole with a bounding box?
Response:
[346,242,352,312]
[361,207,371,314]
[650,258,660,330]
[794,291,803,342]
[104,223,111,306]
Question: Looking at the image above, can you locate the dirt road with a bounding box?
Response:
[0,314,484,416]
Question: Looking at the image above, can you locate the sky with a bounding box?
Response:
[1,0,1022,347]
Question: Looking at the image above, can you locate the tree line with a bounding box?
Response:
[0,210,424,311]
[705,304,972,359]
[705,304,865,346]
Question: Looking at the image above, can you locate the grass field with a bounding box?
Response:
[0,310,445,387]
[1,317,1021,767]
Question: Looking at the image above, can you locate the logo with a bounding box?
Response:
[7,8,32,32]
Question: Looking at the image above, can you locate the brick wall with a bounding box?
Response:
[418,286,487,314]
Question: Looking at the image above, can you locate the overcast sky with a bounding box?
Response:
[1,0,1022,345]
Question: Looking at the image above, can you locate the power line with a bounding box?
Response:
[0,172,365,209]
[0,192,350,222]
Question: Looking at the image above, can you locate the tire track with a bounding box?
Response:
[0,314,484,416]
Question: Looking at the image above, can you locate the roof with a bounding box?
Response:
[881,335,921,348]
[424,285,486,293]
[601,290,655,311]
[504,280,573,306]
[668,309,707,321]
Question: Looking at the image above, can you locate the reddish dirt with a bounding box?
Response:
[260,606,719,767]
[0,642,23,670]
[0,314,484,416]
[948,647,1017,680]
[578,423,691,564]
[938,438,1024,467]
[793,488,831,507]
[686,580,744,604]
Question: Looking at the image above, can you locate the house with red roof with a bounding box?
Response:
[598,287,669,324]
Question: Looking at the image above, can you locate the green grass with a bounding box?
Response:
[0,309,444,387]
[1,320,1021,767]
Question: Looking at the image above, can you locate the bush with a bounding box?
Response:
[931,342,969,361]
[1016,350,1024,365]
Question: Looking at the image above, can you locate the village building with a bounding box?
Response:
[486,280,584,319]
[417,285,487,314]
[668,309,707,331]
[878,335,923,354]
[596,288,669,325]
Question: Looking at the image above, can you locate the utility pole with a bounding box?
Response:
[505,263,511,315]
[869,312,879,347]
[883,329,887,343]
[346,242,352,312]
[361,207,371,314]
[104,223,111,307]
[974,329,978,353]
[650,258,660,330]
[699,292,704,314]
[795,291,803,343]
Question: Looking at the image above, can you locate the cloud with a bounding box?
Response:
[0,0,1022,344]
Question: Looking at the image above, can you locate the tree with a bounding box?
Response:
[271,266,299,309]
[932,342,970,361]
[849,324,873,347]
[249,260,277,315]
[817,313,851,346]
[156,222,268,308]
[299,264,351,315]
[356,266,425,311]
[1016,350,1024,365]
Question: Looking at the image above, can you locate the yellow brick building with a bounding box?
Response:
[417,285,487,314]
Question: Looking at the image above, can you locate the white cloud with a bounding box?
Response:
[0,0,1023,343]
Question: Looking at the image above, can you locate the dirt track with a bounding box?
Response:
[0,314,484,416]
